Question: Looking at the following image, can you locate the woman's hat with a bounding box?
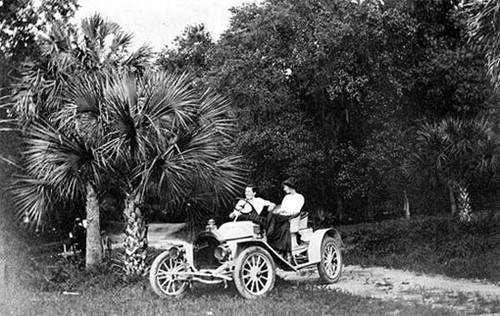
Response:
[282,177,298,189]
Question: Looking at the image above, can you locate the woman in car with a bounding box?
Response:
[265,177,304,255]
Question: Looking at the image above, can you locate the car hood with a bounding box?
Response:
[216,221,258,241]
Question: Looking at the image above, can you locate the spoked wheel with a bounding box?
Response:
[317,236,343,283]
[149,251,190,298]
[234,246,276,299]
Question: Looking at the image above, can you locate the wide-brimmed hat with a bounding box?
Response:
[282,177,298,189]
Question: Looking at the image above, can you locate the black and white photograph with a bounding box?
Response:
[1,0,500,315]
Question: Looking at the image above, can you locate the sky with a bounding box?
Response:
[73,0,259,52]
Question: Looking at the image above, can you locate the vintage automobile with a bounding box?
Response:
[149,201,343,299]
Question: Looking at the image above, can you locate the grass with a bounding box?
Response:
[3,213,500,315]
[2,259,461,316]
[341,213,500,282]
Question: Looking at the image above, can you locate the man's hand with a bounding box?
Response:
[229,209,241,219]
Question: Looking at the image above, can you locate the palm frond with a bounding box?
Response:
[22,120,106,199]
[468,0,500,90]
[122,45,154,75]
[141,71,198,130]
[10,176,60,230]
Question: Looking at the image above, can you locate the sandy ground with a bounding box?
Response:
[280,265,500,314]
[112,223,500,314]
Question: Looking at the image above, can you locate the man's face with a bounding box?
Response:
[245,187,256,199]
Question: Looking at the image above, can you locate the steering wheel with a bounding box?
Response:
[233,199,251,222]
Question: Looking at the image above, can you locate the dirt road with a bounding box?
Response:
[280,265,500,314]
[116,223,500,314]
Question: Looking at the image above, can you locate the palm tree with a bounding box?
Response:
[10,14,152,268]
[95,71,245,275]
[13,13,152,126]
[12,117,109,267]
[404,117,500,222]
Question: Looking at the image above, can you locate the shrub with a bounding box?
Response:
[345,214,500,282]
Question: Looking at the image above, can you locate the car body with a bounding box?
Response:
[149,210,343,299]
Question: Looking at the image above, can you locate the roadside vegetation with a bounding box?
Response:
[343,214,500,282]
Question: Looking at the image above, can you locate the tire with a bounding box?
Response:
[149,250,190,298]
[233,246,276,299]
[317,236,343,283]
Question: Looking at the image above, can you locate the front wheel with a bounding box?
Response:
[317,236,343,283]
[149,250,190,298]
[234,246,276,299]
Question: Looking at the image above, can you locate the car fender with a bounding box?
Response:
[231,239,274,257]
[307,228,343,263]
[231,239,297,271]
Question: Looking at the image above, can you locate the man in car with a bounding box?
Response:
[229,184,276,225]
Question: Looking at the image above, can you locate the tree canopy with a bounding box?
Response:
[159,0,499,223]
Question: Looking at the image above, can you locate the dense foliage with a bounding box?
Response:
[3,0,500,245]
[158,0,499,223]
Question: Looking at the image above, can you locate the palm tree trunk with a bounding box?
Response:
[123,193,148,276]
[85,182,102,269]
[457,184,472,222]
[448,184,457,216]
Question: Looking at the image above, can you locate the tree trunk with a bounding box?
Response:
[403,190,410,220]
[123,193,148,276]
[0,235,7,289]
[448,184,457,216]
[457,184,472,222]
[85,182,102,269]
[335,197,344,223]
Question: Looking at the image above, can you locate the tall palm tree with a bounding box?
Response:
[10,14,152,268]
[96,71,245,275]
[13,13,152,126]
[404,117,500,222]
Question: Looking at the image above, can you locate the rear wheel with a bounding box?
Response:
[149,251,190,298]
[234,246,276,299]
[317,236,342,283]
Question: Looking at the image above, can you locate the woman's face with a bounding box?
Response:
[283,185,292,194]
